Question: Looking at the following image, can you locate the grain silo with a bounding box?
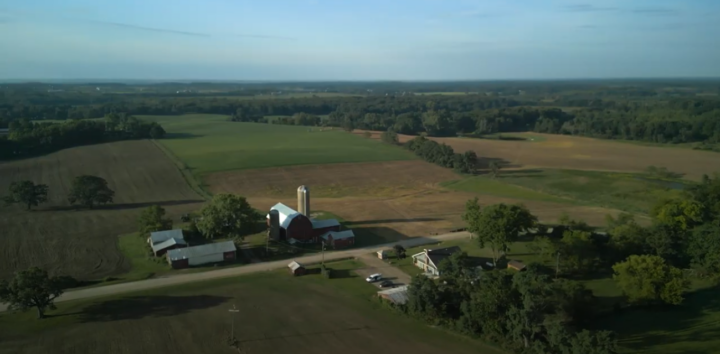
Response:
[268,209,280,241]
[297,185,310,216]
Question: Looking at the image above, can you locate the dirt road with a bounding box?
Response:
[0,232,471,312]
[356,253,412,287]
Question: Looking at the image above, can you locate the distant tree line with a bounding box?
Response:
[0,113,165,160]
[404,136,478,174]
[2,87,720,145]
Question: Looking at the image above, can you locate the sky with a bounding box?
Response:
[0,0,719,81]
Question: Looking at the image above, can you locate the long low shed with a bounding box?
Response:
[166,241,237,269]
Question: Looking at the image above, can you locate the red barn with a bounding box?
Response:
[267,203,341,244]
[320,230,356,249]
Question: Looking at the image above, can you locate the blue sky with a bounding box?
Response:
[0,0,718,80]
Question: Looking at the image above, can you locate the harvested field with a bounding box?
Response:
[0,261,503,354]
[396,132,720,181]
[206,160,460,198]
[0,140,204,280]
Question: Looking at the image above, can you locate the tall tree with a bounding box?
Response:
[67,175,114,209]
[196,194,261,239]
[393,244,406,259]
[3,180,49,210]
[612,254,689,305]
[0,267,65,319]
[687,222,720,277]
[137,205,173,236]
[558,230,599,275]
[472,203,537,264]
[462,197,482,238]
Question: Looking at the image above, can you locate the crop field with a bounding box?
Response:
[401,132,720,181]
[0,140,204,280]
[0,261,503,354]
[139,114,416,175]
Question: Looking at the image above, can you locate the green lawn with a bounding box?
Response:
[139,114,415,175]
[0,260,504,354]
[441,177,573,204]
[496,169,692,213]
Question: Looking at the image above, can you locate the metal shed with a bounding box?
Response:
[149,229,185,246]
[166,241,236,268]
[377,285,409,305]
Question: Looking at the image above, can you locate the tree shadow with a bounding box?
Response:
[79,295,231,323]
[164,132,203,139]
[40,199,204,212]
[594,287,720,352]
[345,218,441,226]
[328,269,358,279]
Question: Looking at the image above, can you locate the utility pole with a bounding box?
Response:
[321,240,326,268]
[266,229,270,255]
[228,303,239,343]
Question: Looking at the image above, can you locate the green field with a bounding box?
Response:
[140,114,415,175]
[496,169,691,213]
[441,177,572,204]
[0,260,503,354]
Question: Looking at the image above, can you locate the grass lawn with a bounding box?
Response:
[0,260,504,354]
[496,169,692,214]
[139,114,415,175]
[441,177,573,204]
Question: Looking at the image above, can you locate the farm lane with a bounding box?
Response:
[356,253,412,286]
[0,231,471,312]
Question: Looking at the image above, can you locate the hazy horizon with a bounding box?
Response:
[1,0,719,81]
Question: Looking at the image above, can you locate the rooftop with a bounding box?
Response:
[150,229,185,245]
[268,203,301,228]
[166,241,236,261]
[377,285,409,305]
[151,237,186,253]
[426,246,462,267]
[288,260,303,271]
[311,218,341,229]
[320,230,355,241]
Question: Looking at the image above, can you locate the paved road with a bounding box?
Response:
[0,232,471,312]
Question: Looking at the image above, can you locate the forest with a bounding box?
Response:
[1,80,720,150]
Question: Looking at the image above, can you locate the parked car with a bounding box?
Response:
[365,273,382,282]
[379,280,394,288]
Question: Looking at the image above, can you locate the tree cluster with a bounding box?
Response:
[3,176,114,210]
[1,114,165,160]
[404,136,478,174]
[196,194,262,240]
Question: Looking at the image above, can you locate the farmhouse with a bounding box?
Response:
[166,241,236,269]
[148,229,187,256]
[320,230,356,249]
[266,185,351,245]
[411,246,461,276]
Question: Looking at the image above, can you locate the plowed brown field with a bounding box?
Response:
[394,132,720,181]
[0,140,204,280]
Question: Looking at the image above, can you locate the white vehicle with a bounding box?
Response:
[365,273,382,282]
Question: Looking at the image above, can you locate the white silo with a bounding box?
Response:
[297,185,310,216]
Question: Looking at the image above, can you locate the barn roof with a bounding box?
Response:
[377,285,409,305]
[320,230,355,241]
[507,260,527,271]
[150,229,185,245]
[288,260,304,271]
[151,237,186,253]
[167,241,236,261]
[312,219,341,229]
[267,203,302,229]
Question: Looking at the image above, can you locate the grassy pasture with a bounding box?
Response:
[140,114,415,175]
[0,140,204,280]
[445,169,690,214]
[0,260,503,354]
